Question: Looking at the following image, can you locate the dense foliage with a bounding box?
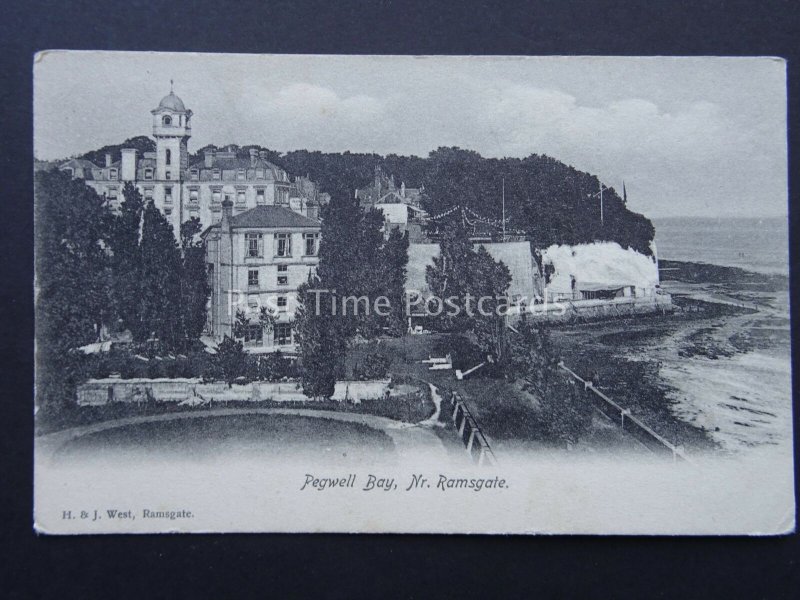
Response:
[79,136,156,166]
[295,193,410,398]
[425,227,512,363]
[35,170,112,408]
[35,170,211,408]
[191,144,654,254]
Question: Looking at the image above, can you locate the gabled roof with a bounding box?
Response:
[203,206,321,236]
[60,158,100,170]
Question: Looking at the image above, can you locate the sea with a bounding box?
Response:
[647,216,792,454]
[653,216,789,276]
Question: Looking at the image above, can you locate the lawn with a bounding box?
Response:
[56,414,395,465]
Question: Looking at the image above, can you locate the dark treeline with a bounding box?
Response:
[183,144,654,255]
[79,141,654,253]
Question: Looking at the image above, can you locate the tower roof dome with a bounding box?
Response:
[156,91,187,112]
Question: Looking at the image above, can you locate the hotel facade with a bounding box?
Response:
[59,88,324,234]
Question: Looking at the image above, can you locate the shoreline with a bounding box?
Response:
[551,259,790,454]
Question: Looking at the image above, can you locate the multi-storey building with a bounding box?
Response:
[203,200,321,352]
[355,165,427,241]
[59,87,325,233]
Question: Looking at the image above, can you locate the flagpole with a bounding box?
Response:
[599,181,604,225]
[502,177,506,241]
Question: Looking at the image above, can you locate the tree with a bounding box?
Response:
[294,277,340,399]
[258,306,276,341]
[108,183,144,337]
[379,227,410,336]
[179,217,210,346]
[469,246,512,364]
[215,335,246,388]
[35,169,112,408]
[80,136,156,167]
[425,226,475,332]
[137,200,182,346]
[232,309,251,340]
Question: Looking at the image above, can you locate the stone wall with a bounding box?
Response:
[77,378,391,406]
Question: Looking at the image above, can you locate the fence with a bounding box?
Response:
[446,390,497,466]
[557,362,693,463]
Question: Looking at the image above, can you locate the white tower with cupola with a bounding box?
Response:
[151,82,192,182]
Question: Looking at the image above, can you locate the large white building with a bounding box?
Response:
[59,87,325,233]
[202,200,321,353]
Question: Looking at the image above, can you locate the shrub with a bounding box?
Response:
[355,352,391,380]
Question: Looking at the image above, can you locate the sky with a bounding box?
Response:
[34,52,787,218]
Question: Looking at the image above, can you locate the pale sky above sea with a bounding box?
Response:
[34,52,788,219]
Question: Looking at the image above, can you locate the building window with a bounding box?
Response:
[109,168,118,180]
[144,188,154,199]
[274,323,292,346]
[256,188,265,205]
[164,187,173,203]
[212,169,221,180]
[244,324,262,344]
[237,169,246,180]
[276,187,288,205]
[190,169,199,180]
[162,115,172,126]
[166,149,172,166]
[211,189,221,204]
[144,168,153,180]
[165,208,172,216]
[189,189,199,204]
[304,233,319,256]
[256,169,265,179]
[63,167,74,177]
[277,264,288,285]
[275,233,291,257]
[165,171,171,180]
[276,296,288,310]
[236,190,246,205]
[107,188,118,201]
[246,233,263,258]
[248,269,259,287]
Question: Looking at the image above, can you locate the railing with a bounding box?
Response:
[447,390,497,466]
[557,362,694,464]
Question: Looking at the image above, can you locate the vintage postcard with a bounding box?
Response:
[33,52,793,534]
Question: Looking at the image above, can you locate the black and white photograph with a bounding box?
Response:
[32,52,792,534]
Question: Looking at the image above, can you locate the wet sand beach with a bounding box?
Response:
[550,260,791,455]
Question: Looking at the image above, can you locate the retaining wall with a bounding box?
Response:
[512,294,673,325]
[77,378,391,406]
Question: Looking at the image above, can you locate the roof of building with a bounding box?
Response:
[60,158,100,170]
[204,206,321,235]
[187,155,286,180]
[157,91,187,112]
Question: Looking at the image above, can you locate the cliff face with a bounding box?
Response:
[540,241,659,298]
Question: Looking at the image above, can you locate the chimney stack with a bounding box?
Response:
[259,150,268,161]
[105,153,112,167]
[221,198,234,231]
[121,149,137,181]
[204,149,214,168]
[249,148,258,167]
